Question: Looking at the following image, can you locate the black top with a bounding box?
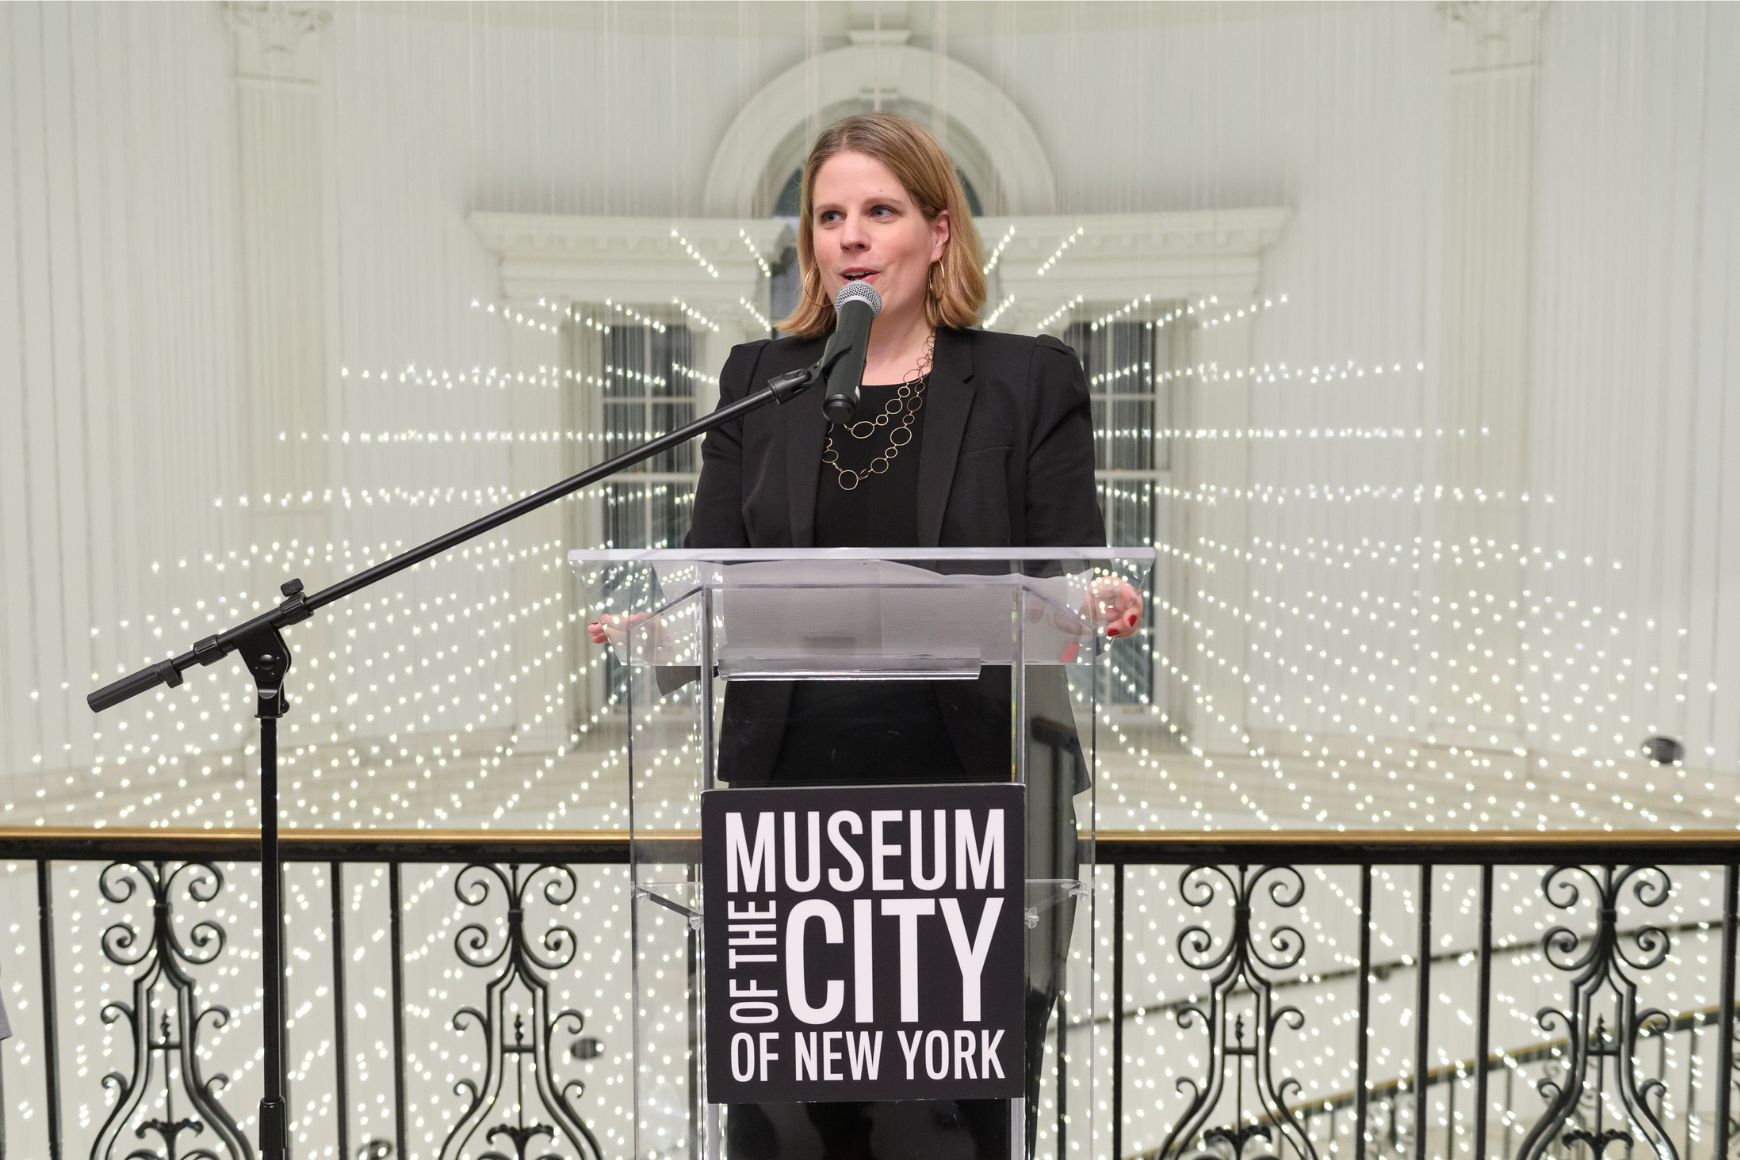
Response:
[687,326,1104,553]
[811,381,925,548]
[771,381,965,784]
[689,328,1104,795]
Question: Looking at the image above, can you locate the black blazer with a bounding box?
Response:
[683,326,1107,789]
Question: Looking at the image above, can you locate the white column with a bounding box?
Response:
[224,1,342,770]
[1423,2,1543,755]
[227,2,333,557]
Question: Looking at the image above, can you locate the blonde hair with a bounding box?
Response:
[777,112,986,337]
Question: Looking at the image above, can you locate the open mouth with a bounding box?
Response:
[840,270,879,283]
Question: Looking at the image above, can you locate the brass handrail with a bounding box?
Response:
[0,826,1735,864]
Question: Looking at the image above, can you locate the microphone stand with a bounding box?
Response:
[87,363,820,1160]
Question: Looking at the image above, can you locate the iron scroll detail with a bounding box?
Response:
[1516,864,1679,1160]
[91,860,252,1160]
[1159,863,1317,1160]
[438,863,605,1160]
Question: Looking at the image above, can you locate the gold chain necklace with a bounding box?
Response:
[822,332,936,491]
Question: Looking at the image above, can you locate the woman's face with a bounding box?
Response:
[809,150,949,329]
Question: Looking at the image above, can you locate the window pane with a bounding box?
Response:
[602,401,640,457]
[651,402,697,473]
[603,481,646,548]
[649,484,687,548]
[1071,316,1165,708]
[603,327,643,399]
[1110,399,1156,472]
[1091,399,1110,472]
[593,324,702,548]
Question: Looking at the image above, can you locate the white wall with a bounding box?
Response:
[0,1,246,802]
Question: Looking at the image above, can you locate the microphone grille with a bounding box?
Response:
[833,280,883,316]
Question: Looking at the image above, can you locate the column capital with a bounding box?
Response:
[1441,1,1544,73]
[225,1,333,84]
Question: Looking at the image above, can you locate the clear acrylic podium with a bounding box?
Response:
[569,548,1154,1160]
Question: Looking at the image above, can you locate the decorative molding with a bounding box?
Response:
[701,42,1056,217]
[846,28,912,48]
[987,207,1291,304]
[469,215,792,264]
[225,1,333,84]
[987,208,1290,260]
[467,208,1287,310]
[1441,1,1544,73]
[469,213,791,306]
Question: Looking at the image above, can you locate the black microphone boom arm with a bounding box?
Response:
[84,364,814,1160]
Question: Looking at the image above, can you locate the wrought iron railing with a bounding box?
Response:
[1288,1004,1733,1160]
[0,829,1734,1160]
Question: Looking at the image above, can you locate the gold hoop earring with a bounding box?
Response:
[804,268,832,310]
[925,262,944,326]
[925,259,953,302]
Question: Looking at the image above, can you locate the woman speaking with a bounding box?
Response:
[592,111,1141,1159]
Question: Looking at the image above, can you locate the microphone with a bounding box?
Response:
[819,281,882,424]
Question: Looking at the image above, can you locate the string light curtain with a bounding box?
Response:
[7,1,1734,835]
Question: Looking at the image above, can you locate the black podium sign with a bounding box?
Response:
[701,782,1026,1104]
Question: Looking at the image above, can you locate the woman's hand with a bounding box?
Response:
[1085,575,1144,638]
[586,610,653,646]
